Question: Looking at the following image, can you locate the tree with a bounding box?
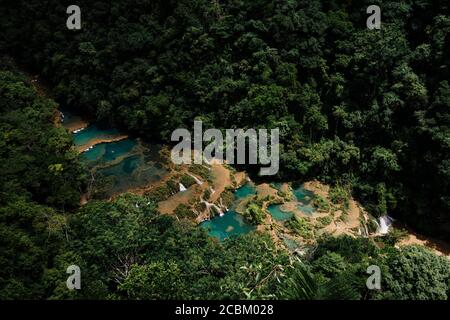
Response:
[378,246,450,300]
[119,261,186,299]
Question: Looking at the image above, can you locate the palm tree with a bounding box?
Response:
[281,263,360,300]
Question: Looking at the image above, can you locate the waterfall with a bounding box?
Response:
[377,215,394,235]
[360,213,370,237]
[83,145,94,152]
[73,127,86,134]
[187,173,203,185]
[179,183,187,192]
[201,200,224,216]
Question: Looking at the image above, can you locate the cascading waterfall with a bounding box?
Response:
[359,213,370,237]
[73,127,86,134]
[377,215,394,235]
[201,200,224,216]
[187,173,203,185]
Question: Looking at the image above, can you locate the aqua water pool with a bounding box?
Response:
[72,124,121,146]
[234,182,256,199]
[267,184,316,220]
[200,210,255,241]
[267,204,293,221]
[200,183,257,240]
[82,139,138,163]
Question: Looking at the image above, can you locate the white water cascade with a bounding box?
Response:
[377,215,394,235]
[201,200,224,216]
[187,173,203,185]
[73,127,86,134]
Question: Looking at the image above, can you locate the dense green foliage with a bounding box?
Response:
[376,245,450,299]
[49,194,290,299]
[0,60,85,298]
[0,1,449,300]
[243,200,266,224]
[2,0,448,239]
[307,235,450,300]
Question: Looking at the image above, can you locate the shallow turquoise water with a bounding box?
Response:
[267,204,293,221]
[293,185,315,204]
[82,139,138,163]
[293,185,316,216]
[200,183,258,240]
[266,184,316,220]
[62,109,168,198]
[296,203,315,215]
[82,143,106,162]
[96,153,167,197]
[73,125,120,147]
[200,210,255,241]
[234,182,256,199]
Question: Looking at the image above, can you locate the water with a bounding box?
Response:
[234,182,256,199]
[82,139,138,163]
[95,152,167,197]
[61,107,169,199]
[293,185,315,204]
[293,185,316,216]
[268,204,293,221]
[200,210,255,241]
[296,203,315,215]
[200,183,257,240]
[72,124,121,147]
[377,215,394,234]
[266,184,316,220]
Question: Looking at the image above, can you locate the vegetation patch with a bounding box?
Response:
[286,216,314,239]
[180,174,197,188]
[317,215,333,228]
[174,204,196,219]
[313,195,330,212]
[243,201,266,225]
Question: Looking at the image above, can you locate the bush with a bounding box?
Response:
[220,189,235,208]
[329,185,350,210]
[174,204,196,219]
[313,196,330,212]
[314,235,379,263]
[377,228,408,246]
[312,252,348,279]
[180,175,197,188]
[379,246,450,300]
[317,215,332,227]
[243,202,266,225]
[188,165,211,182]
[166,178,179,194]
[203,188,211,201]
[146,185,171,202]
[286,216,314,239]
[194,201,206,212]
